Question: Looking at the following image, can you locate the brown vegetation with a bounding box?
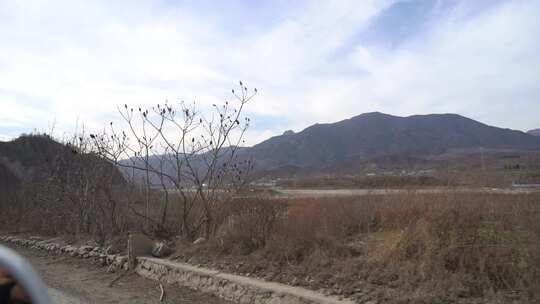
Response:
[276,175,448,188]
[2,139,540,302]
[0,134,129,244]
[174,192,540,303]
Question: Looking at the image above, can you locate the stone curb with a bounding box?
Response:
[1,235,354,304]
[136,257,354,304]
[0,235,128,270]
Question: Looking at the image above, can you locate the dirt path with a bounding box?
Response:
[6,244,232,304]
[275,187,536,197]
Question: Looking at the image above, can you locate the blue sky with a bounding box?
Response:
[1,0,539,144]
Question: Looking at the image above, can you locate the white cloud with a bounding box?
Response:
[0,0,538,146]
[343,0,540,129]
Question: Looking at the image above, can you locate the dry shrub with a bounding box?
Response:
[369,192,540,296]
[263,199,365,265]
[212,192,540,298]
[137,190,540,301]
[213,198,287,255]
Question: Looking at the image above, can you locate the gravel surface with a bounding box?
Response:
[6,244,232,304]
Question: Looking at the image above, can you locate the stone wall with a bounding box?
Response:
[136,257,354,304]
[0,235,128,270]
[1,235,354,304]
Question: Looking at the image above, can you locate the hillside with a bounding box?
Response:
[0,134,124,192]
[0,162,20,194]
[246,112,540,172]
[528,129,540,136]
[121,112,540,179]
[7,113,537,184]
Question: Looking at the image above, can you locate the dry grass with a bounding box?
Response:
[197,191,540,302]
[3,177,539,301]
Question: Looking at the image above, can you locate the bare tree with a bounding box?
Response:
[93,82,256,239]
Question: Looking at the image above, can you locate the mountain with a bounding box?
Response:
[528,129,540,136]
[245,112,540,173]
[117,113,540,180]
[0,134,124,193]
[0,162,20,194]
[4,114,535,188]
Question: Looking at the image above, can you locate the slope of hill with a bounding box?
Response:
[0,134,124,191]
[0,162,20,194]
[528,129,540,136]
[247,112,540,172]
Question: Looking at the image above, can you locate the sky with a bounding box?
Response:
[1,0,539,145]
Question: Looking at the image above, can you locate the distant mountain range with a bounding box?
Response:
[243,112,540,175]
[528,129,540,136]
[2,113,540,184]
[0,135,124,194]
[0,135,69,186]
[120,112,540,179]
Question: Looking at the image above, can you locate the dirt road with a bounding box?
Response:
[275,187,536,198]
[6,245,231,304]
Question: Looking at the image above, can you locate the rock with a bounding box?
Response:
[128,233,154,264]
[193,237,206,245]
[79,245,94,252]
[151,242,173,258]
[106,245,122,255]
[85,240,99,247]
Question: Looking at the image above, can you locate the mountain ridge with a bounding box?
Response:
[528,129,540,136]
[3,113,539,181]
[245,112,540,173]
[0,134,125,192]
